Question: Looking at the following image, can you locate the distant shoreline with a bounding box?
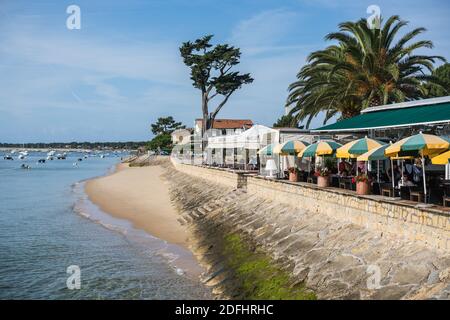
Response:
[0,147,138,153]
[0,147,99,152]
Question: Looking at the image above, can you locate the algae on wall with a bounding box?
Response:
[223,233,316,300]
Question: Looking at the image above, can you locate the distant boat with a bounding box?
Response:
[10,149,17,154]
[19,151,28,156]
[18,154,25,160]
[46,156,54,160]
[56,154,66,160]
[47,150,56,156]
[38,159,46,163]
[100,154,105,158]
[4,155,13,160]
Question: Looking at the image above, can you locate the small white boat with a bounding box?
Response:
[47,150,56,156]
[18,154,25,160]
[46,156,54,160]
[10,149,17,154]
[19,151,28,156]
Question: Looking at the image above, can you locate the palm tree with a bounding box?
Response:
[287,15,446,128]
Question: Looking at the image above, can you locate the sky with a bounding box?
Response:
[0,0,449,143]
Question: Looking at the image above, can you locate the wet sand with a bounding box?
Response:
[85,164,190,248]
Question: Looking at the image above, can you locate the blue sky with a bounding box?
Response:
[0,0,449,142]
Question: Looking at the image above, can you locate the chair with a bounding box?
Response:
[331,176,340,188]
[372,182,381,195]
[339,178,346,189]
[442,185,450,207]
[307,176,317,184]
[381,183,395,197]
[344,178,354,190]
[443,196,450,207]
[409,186,424,202]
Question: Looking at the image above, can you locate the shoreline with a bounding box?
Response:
[85,163,189,248]
[83,161,206,280]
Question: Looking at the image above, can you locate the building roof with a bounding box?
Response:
[195,118,253,129]
[272,127,311,134]
[313,96,450,132]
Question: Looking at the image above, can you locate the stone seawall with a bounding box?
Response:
[247,177,450,250]
[175,163,450,251]
[169,161,449,299]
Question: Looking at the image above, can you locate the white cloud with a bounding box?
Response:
[230,8,301,55]
[0,32,187,85]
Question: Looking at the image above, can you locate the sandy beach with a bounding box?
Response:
[85,163,190,248]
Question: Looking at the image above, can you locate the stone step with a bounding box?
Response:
[203,204,216,212]
[182,214,193,223]
[188,210,202,220]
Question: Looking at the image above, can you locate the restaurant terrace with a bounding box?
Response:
[171,96,450,210]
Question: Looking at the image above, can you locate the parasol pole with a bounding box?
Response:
[377,160,380,183]
[391,158,395,191]
[422,154,427,203]
[401,160,404,185]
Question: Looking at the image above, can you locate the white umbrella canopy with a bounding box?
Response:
[236,125,278,149]
[207,124,277,149]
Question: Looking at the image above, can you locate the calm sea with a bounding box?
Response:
[0,151,211,299]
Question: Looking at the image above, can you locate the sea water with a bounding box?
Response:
[0,152,211,299]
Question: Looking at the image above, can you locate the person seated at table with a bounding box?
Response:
[412,158,422,183]
[401,174,416,187]
[340,169,349,177]
[357,161,366,173]
[338,160,349,175]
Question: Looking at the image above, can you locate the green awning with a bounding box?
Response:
[313,101,450,132]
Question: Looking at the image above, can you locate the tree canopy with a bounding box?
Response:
[179,35,253,136]
[426,63,450,97]
[147,133,172,152]
[147,116,185,152]
[273,114,303,128]
[287,15,446,128]
[151,116,184,135]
